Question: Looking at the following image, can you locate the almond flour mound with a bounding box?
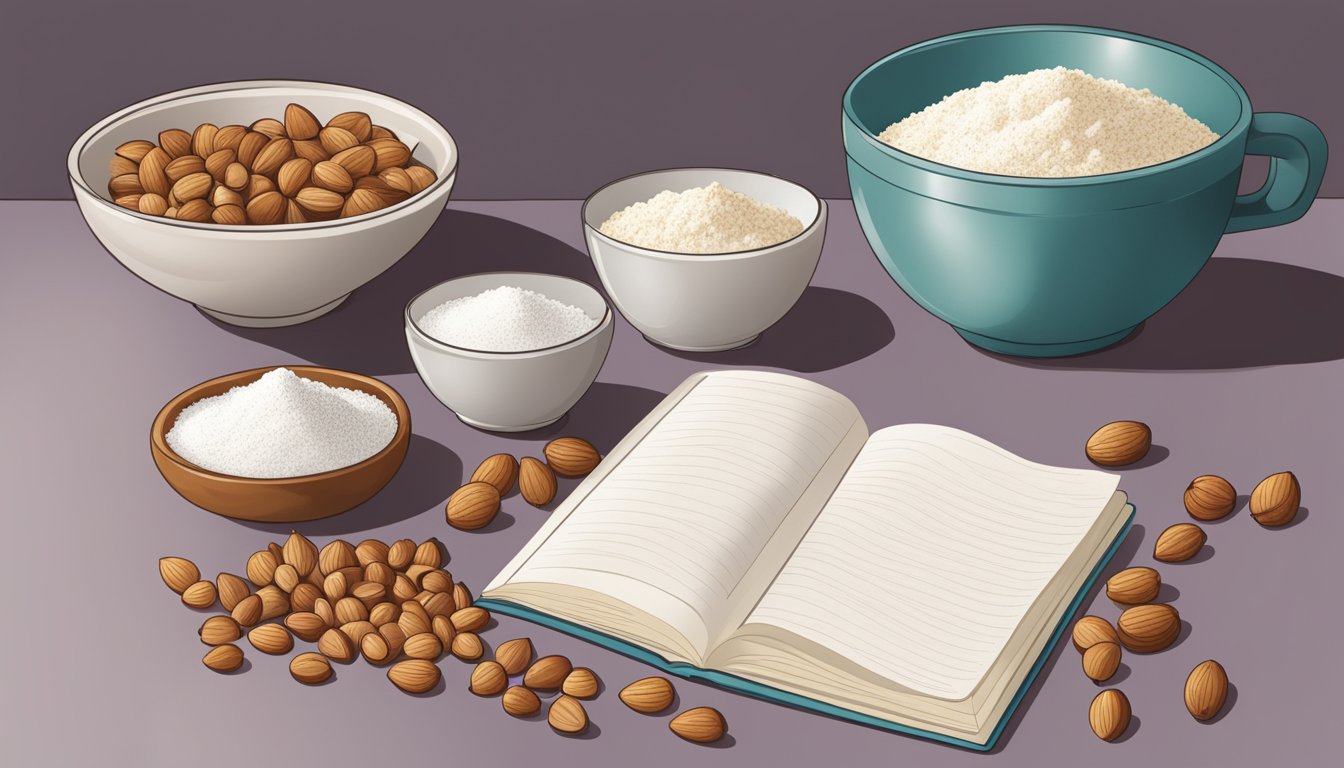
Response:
[599,182,805,254]
[877,67,1219,177]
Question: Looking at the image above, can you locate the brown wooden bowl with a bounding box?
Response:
[150,366,411,523]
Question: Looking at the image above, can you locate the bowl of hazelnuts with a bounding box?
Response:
[67,81,458,327]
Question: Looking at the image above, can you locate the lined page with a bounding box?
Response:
[745,424,1119,700]
[507,372,862,652]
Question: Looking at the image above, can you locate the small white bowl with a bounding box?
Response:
[68,80,458,327]
[405,272,614,432]
[583,168,826,351]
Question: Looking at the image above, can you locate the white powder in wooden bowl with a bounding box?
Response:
[599,182,805,254]
[877,67,1219,177]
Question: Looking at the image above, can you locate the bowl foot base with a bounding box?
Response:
[457,414,565,433]
[955,325,1139,358]
[644,334,759,353]
[196,293,352,327]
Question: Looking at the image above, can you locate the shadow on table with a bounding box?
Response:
[985,258,1344,371]
[664,287,895,372]
[496,382,668,453]
[207,209,600,376]
[232,434,462,536]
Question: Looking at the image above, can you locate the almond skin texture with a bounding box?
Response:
[340,620,377,647]
[191,123,218,158]
[138,193,169,216]
[1117,603,1180,653]
[1185,475,1237,521]
[1154,523,1206,563]
[340,187,387,218]
[446,482,501,530]
[248,624,294,655]
[181,580,218,609]
[251,137,293,177]
[406,165,438,193]
[1106,567,1161,604]
[171,172,213,202]
[328,111,373,141]
[163,155,205,182]
[1185,660,1229,721]
[273,563,300,593]
[361,631,395,665]
[383,538,414,571]
[355,539,390,567]
[199,616,242,646]
[544,437,601,476]
[450,606,490,633]
[421,570,454,594]
[292,139,330,165]
[331,145,376,179]
[158,130,192,159]
[246,550,278,586]
[138,147,171,197]
[282,532,318,576]
[670,707,727,743]
[519,457,558,507]
[549,695,589,734]
[413,540,444,568]
[1250,471,1301,527]
[285,612,327,642]
[563,668,600,699]
[230,594,263,627]
[251,117,286,138]
[284,103,321,140]
[619,676,676,714]
[1085,421,1152,467]
[115,137,156,161]
[503,685,541,717]
[388,659,440,694]
[216,572,250,612]
[202,644,244,673]
[318,125,360,155]
[290,652,332,685]
[295,186,345,215]
[524,655,573,690]
[175,199,213,223]
[205,148,235,182]
[212,204,247,226]
[1089,689,1131,741]
[367,137,411,172]
[237,131,269,169]
[277,157,312,197]
[246,191,285,226]
[495,637,534,675]
[318,540,359,576]
[403,632,444,660]
[470,661,508,696]
[318,628,356,663]
[256,585,290,620]
[451,632,484,661]
[159,556,200,594]
[1082,641,1122,683]
[1072,616,1119,652]
[471,454,520,496]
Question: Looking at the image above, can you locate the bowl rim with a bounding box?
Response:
[68,79,459,233]
[581,166,826,260]
[841,24,1253,187]
[150,365,412,484]
[404,271,614,356]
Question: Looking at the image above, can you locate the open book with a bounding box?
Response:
[480,371,1132,749]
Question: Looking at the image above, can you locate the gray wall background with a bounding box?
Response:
[4,0,1339,200]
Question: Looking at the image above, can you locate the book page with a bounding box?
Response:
[741,424,1120,700]
[487,371,867,661]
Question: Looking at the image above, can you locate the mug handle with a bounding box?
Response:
[1224,112,1328,234]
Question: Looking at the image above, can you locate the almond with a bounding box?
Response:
[371,125,398,141]
[1250,471,1301,527]
[109,173,145,198]
[494,637,533,675]
[470,660,508,696]
[318,125,360,155]
[138,147,171,197]
[318,539,358,576]
[205,149,235,182]
[276,157,312,197]
[335,596,369,624]
[364,561,396,588]
[290,652,332,684]
[524,655,573,691]
[619,676,675,713]
[237,131,269,169]
[1117,603,1180,653]
[354,175,411,206]
[331,145,376,179]
[273,563,300,593]
[114,193,142,210]
[156,129,192,159]
[360,631,394,665]
[159,556,200,594]
[340,188,387,218]
[231,594,263,626]
[399,600,432,635]
[1106,567,1161,604]
[379,167,415,194]
[284,199,308,225]
[352,581,387,609]
[248,624,294,655]
[138,193,169,216]
[310,160,354,194]
[451,632,484,661]
[549,695,589,734]
[415,539,446,568]
[1184,660,1229,721]
[367,137,411,171]
[285,612,327,642]
[313,598,336,627]
[370,601,401,627]
[294,186,344,215]
[563,668,600,699]
[290,582,321,613]
[453,583,473,611]
[323,571,349,603]
[318,627,356,662]
[109,154,139,177]
[245,191,285,225]
[281,532,318,576]
[164,155,205,183]
[1187,473,1237,520]
[292,139,330,165]
[116,139,156,162]
[176,199,213,223]
[327,111,373,141]
[251,137,293,177]
[405,165,437,193]
[212,186,244,210]
[246,550,277,586]
[503,685,541,716]
[404,632,444,660]
[256,585,290,620]
[216,572,250,612]
[448,606,488,633]
[340,620,377,647]
[202,644,244,673]
[199,615,242,646]
[384,538,415,571]
[422,592,455,619]
[182,580,218,609]
[163,207,178,219]
[471,454,519,496]
[1089,689,1131,741]
[392,574,419,603]
[446,482,501,530]
[284,103,321,140]
[545,437,601,477]
[251,117,286,138]
[1154,523,1206,562]
[213,125,247,153]
[246,173,276,200]
[1085,421,1152,467]
[388,659,440,694]
[191,123,219,158]
[670,707,726,743]
[1072,615,1120,652]
[379,623,408,657]
[1082,641,1122,683]
[421,570,454,595]
[430,614,456,647]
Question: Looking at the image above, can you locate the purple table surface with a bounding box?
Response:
[1,199,1339,766]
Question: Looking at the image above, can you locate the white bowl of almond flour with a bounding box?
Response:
[405,272,613,431]
[583,168,826,352]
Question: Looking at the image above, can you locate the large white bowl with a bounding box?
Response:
[405,272,614,432]
[68,81,458,327]
[583,168,826,351]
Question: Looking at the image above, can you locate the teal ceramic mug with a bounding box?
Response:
[843,25,1327,357]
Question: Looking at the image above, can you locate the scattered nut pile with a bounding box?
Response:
[108,103,436,224]
[446,437,601,530]
[1076,421,1304,742]
[160,532,488,692]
